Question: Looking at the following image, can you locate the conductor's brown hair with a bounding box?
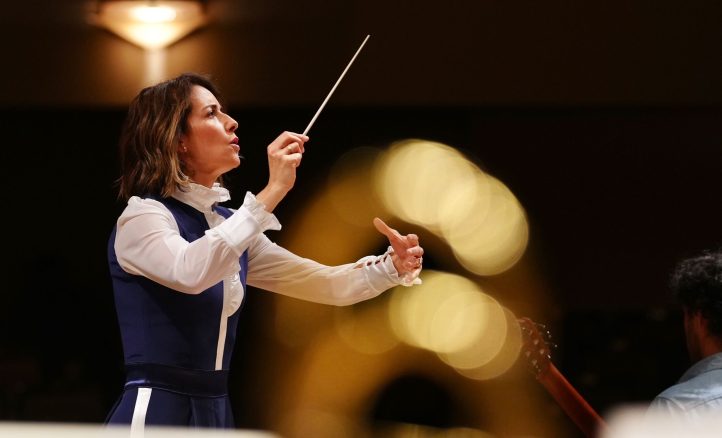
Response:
[117,73,221,200]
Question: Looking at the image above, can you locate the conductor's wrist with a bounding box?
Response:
[256,184,289,213]
[390,252,403,273]
[266,181,291,197]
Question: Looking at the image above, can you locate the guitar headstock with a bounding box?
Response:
[518,317,555,378]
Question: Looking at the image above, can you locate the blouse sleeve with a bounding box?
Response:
[114,194,280,294]
[246,234,421,306]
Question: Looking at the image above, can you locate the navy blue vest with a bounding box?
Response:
[108,196,248,371]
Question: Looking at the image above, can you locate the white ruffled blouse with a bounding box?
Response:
[114,183,421,314]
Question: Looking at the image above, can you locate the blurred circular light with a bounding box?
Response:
[374,139,529,276]
[388,271,503,356]
[428,287,488,354]
[333,301,399,355]
[374,140,478,232]
[450,307,522,380]
[437,295,508,370]
[446,176,529,276]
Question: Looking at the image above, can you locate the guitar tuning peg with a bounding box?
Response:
[535,323,549,334]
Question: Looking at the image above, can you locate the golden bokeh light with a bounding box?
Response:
[448,308,522,381]
[279,408,363,438]
[327,147,387,227]
[373,140,480,232]
[388,271,501,356]
[373,139,529,276]
[375,423,497,438]
[372,140,427,226]
[446,175,529,276]
[279,148,388,266]
[428,285,489,354]
[274,299,331,349]
[436,294,508,371]
[262,140,550,437]
[333,299,400,355]
[437,171,494,239]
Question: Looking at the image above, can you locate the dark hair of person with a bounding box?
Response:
[670,250,722,337]
[117,72,222,200]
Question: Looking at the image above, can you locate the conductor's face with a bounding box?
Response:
[179,85,240,187]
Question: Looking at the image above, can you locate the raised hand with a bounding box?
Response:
[373,217,424,277]
[267,131,307,191]
[256,131,308,213]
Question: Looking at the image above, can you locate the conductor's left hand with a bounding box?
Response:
[373,217,424,277]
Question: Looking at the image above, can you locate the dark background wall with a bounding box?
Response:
[1,1,721,437]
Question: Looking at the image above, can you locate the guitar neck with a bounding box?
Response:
[537,363,607,438]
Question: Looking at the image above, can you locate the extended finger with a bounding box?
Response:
[373,217,403,243]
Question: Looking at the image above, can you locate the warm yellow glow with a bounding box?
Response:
[274,299,330,349]
[94,1,206,50]
[333,299,399,355]
[427,284,488,354]
[279,148,388,266]
[124,23,183,49]
[374,139,529,276]
[327,147,387,227]
[446,175,529,276]
[436,294,508,370]
[449,308,522,380]
[131,5,177,23]
[374,140,480,232]
[388,271,505,356]
[143,47,166,85]
[375,423,497,438]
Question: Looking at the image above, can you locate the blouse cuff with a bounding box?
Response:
[243,191,281,232]
[384,246,423,287]
[358,246,422,292]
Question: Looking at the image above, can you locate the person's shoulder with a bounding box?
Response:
[118,196,174,222]
[655,371,722,412]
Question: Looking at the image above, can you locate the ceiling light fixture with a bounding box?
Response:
[92,1,207,50]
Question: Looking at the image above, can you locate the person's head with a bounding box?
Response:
[117,72,239,200]
[670,250,722,361]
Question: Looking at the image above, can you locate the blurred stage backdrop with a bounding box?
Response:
[1,1,722,437]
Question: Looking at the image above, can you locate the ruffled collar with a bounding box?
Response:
[171,182,231,213]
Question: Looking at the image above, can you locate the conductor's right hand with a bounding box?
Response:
[256,131,308,213]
